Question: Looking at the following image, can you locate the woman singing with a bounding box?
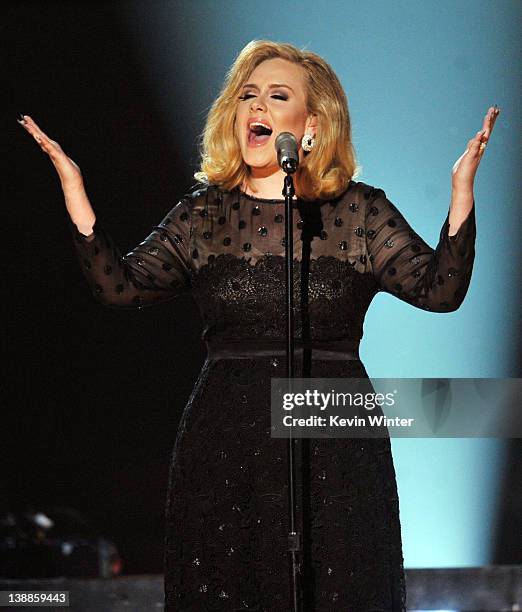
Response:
[18,39,498,611]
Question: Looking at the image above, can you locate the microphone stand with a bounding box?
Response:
[282,170,302,612]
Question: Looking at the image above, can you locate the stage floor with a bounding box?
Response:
[0,566,521,611]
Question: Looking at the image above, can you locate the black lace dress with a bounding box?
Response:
[68,180,476,611]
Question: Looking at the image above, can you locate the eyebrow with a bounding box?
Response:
[241,82,294,93]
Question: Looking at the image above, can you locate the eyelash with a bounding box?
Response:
[238,94,288,101]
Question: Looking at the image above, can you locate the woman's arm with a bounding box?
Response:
[62,180,97,239]
[18,114,96,230]
[364,105,500,312]
[447,104,500,234]
[18,114,193,309]
[68,197,192,309]
[364,186,476,312]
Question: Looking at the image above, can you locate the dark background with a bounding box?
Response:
[3,1,521,574]
[4,1,204,573]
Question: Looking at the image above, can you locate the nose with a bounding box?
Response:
[250,93,267,112]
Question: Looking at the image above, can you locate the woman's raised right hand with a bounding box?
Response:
[17,114,83,189]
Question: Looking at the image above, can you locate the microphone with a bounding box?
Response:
[275,132,299,174]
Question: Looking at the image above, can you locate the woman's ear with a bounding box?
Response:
[306,113,318,136]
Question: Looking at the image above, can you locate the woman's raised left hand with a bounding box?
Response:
[451,105,500,190]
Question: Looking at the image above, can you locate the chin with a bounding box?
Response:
[246,158,274,168]
[242,150,276,168]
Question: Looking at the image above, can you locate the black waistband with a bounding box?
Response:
[205,339,360,361]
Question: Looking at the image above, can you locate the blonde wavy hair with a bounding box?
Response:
[193,40,360,201]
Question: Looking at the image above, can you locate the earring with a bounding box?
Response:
[301,133,315,152]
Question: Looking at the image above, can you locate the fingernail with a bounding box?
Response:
[17,113,26,123]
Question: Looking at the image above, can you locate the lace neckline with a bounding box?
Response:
[236,187,285,204]
[235,181,355,205]
[237,189,286,204]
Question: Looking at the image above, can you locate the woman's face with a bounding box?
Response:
[235,57,316,178]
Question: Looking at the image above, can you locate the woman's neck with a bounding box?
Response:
[242,168,291,200]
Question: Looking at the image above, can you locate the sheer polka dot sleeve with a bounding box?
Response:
[364,187,476,312]
[68,199,193,309]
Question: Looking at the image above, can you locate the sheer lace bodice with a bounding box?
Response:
[68,180,475,346]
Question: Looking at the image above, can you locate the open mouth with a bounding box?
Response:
[248,121,273,146]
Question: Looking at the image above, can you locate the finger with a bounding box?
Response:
[18,115,56,148]
[481,105,500,141]
[17,115,44,143]
[20,115,48,141]
[472,130,486,156]
[462,132,484,159]
[479,110,493,138]
[487,105,500,136]
[18,115,61,152]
